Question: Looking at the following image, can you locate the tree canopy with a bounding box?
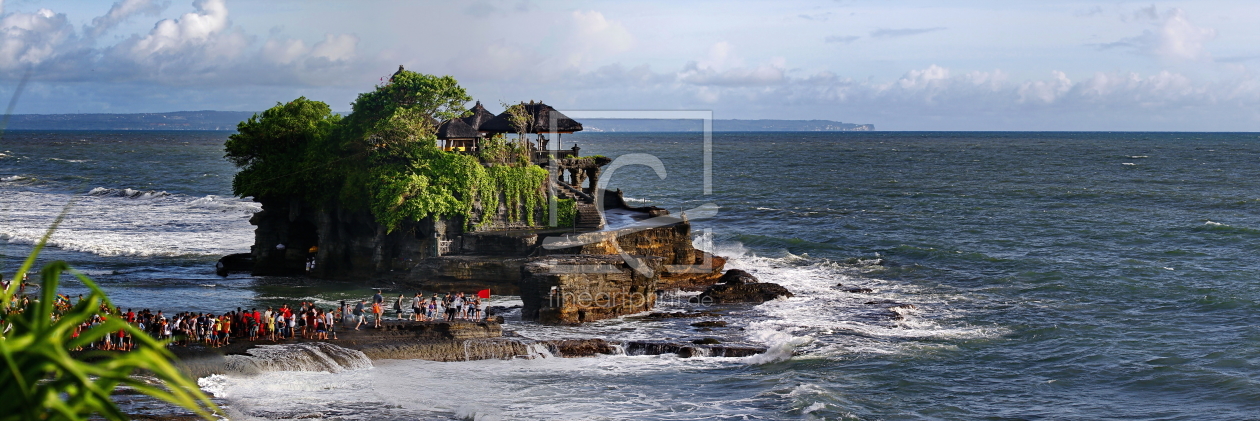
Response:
[225,70,548,232]
[225,97,338,200]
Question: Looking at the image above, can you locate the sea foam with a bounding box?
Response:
[0,188,259,257]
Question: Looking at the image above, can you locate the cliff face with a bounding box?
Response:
[519,255,662,324]
[540,222,726,290]
[246,190,727,324]
[248,198,446,279]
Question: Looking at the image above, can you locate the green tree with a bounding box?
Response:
[225,69,551,231]
[224,97,338,200]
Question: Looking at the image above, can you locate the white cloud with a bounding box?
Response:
[120,0,231,60]
[1102,7,1216,62]
[309,33,357,62]
[674,42,785,88]
[1017,71,1072,103]
[870,27,946,39]
[563,10,632,68]
[0,8,78,71]
[0,0,369,86]
[260,37,308,65]
[1154,9,1215,61]
[88,0,167,37]
[548,58,1260,129]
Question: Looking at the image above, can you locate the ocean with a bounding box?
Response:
[2,130,1258,419]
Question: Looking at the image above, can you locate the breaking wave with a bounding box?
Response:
[0,188,259,257]
[709,238,1003,359]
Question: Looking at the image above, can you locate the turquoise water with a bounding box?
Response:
[3,131,1259,419]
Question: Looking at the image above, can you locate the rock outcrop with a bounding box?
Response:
[717,269,758,285]
[519,255,662,324]
[691,270,793,304]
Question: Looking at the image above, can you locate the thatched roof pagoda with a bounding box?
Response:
[479,101,583,134]
[436,117,482,152]
[436,117,481,140]
[462,101,497,132]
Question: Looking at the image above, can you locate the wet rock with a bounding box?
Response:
[690,321,728,328]
[639,311,721,319]
[718,269,758,285]
[861,301,916,320]
[215,253,253,277]
[520,255,663,324]
[833,283,872,293]
[486,305,521,316]
[623,341,765,358]
[545,339,615,357]
[690,282,793,304]
[692,338,722,345]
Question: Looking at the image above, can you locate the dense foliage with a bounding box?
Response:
[225,97,339,201]
[555,198,576,228]
[225,70,549,232]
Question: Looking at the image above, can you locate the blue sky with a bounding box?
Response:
[2,0,1259,130]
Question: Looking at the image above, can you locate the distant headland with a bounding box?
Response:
[1,111,872,132]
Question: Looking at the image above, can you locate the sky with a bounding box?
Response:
[2,0,1260,130]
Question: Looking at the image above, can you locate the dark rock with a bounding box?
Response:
[639,311,721,319]
[545,339,615,357]
[864,300,909,306]
[486,305,521,316]
[690,282,793,304]
[623,341,765,358]
[833,283,872,293]
[718,269,758,285]
[215,253,254,276]
[692,338,722,345]
[690,321,727,328]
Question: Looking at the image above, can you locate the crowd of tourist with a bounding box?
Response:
[349,290,488,329]
[0,287,491,351]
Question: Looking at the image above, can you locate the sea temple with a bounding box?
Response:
[212,67,793,362]
[214,68,786,327]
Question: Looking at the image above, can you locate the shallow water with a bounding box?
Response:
[3,130,1259,419]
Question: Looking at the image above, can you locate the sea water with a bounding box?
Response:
[2,130,1259,419]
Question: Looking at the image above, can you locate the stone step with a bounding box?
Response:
[575,203,603,228]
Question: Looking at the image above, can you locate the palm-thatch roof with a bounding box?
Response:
[479,102,583,134]
[461,101,497,131]
[436,118,481,140]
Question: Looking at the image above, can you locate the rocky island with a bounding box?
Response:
[213,67,793,364]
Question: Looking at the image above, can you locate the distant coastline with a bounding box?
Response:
[0,111,873,132]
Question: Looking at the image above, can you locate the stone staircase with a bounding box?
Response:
[554,181,603,230]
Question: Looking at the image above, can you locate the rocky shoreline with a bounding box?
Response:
[171,319,769,378]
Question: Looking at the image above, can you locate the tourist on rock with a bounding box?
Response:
[354,300,366,330]
[265,311,276,341]
[411,292,423,321]
[371,300,384,328]
[325,308,337,340]
[445,293,458,321]
[394,294,405,320]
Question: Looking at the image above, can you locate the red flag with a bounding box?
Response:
[477,289,491,299]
